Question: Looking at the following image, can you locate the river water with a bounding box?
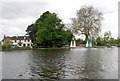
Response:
[1,47,118,79]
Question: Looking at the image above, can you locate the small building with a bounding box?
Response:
[2,35,32,48]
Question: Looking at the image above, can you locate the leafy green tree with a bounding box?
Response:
[71,6,103,43]
[104,31,112,41]
[26,24,37,42]
[113,38,120,46]
[76,39,85,45]
[117,38,120,44]
[109,38,115,45]
[103,31,112,45]
[2,39,12,49]
[96,37,101,46]
[96,37,105,46]
[62,30,73,44]
[27,11,73,48]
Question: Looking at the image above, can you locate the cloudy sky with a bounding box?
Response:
[0,0,119,40]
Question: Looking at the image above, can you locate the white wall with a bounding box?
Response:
[11,39,32,48]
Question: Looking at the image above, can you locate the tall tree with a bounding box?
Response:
[104,31,112,41]
[26,24,37,42]
[103,31,112,45]
[71,6,103,43]
[26,11,73,48]
[35,11,73,47]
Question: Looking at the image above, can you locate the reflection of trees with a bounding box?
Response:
[38,65,62,79]
[79,48,103,79]
[30,49,66,79]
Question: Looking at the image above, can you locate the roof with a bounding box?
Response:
[3,36,31,40]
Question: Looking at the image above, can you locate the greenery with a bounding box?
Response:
[25,8,119,48]
[75,30,120,47]
[76,39,85,46]
[2,39,12,49]
[26,11,73,48]
[95,31,119,47]
[1,6,119,49]
[26,24,37,42]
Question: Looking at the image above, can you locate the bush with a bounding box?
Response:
[2,44,12,49]
[32,44,37,49]
[2,45,6,49]
[106,44,111,48]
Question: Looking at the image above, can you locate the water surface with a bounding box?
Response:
[2,47,118,79]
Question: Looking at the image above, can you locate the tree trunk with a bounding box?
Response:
[85,34,88,44]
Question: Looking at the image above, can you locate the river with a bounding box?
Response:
[1,47,118,79]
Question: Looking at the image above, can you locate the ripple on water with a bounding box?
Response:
[2,47,118,79]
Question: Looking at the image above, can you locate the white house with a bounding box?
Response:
[2,35,32,48]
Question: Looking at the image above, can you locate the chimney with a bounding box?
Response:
[17,35,18,38]
[4,35,6,38]
[24,36,26,39]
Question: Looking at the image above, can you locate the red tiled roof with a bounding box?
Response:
[4,36,31,40]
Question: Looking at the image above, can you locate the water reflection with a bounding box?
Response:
[79,48,103,79]
[2,47,118,79]
[29,49,67,79]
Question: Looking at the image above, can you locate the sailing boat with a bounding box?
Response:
[70,37,76,48]
[86,41,92,47]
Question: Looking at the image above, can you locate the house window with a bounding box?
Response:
[23,44,26,47]
[18,42,22,46]
[28,40,29,42]
[27,44,30,47]
[24,40,26,42]
[15,40,16,42]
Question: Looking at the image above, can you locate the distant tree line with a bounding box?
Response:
[75,31,120,47]
[95,31,120,47]
[26,6,120,48]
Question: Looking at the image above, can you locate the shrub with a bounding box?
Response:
[2,45,6,49]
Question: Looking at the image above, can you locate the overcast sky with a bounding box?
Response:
[0,0,119,40]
